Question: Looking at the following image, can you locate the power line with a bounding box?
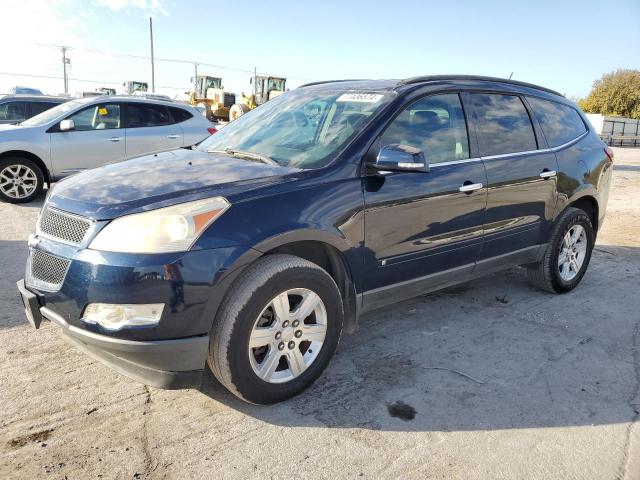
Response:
[0,72,190,90]
[31,42,316,81]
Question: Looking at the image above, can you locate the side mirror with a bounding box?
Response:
[59,119,75,132]
[371,144,428,173]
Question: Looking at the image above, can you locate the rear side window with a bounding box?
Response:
[170,107,193,123]
[527,97,587,147]
[29,102,61,117]
[469,93,537,157]
[126,103,170,128]
[0,101,27,122]
[381,93,470,163]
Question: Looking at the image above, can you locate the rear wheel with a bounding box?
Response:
[527,207,595,293]
[0,157,44,203]
[229,103,250,121]
[208,254,343,404]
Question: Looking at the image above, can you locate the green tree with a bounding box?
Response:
[578,69,640,119]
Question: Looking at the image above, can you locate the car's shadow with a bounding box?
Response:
[196,246,640,432]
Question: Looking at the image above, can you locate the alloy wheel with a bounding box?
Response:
[558,224,587,281]
[248,288,327,383]
[0,164,38,199]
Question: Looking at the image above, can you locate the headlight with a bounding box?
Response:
[89,197,229,253]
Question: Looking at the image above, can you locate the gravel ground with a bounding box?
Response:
[1,148,639,480]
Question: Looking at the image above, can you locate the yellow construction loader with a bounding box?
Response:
[188,76,237,122]
[229,76,286,121]
[123,81,148,95]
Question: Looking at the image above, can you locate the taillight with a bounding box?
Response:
[207,127,217,135]
[604,146,614,162]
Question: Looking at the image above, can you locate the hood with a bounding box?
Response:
[48,148,302,219]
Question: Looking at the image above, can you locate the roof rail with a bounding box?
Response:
[398,75,563,97]
[298,79,369,88]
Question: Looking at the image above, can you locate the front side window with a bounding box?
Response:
[126,103,170,128]
[68,103,121,131]
[198,89,394,169]
[469,93,537,157]
[0,101,27,122]
[527,97,587,147]
[380,93,470,163]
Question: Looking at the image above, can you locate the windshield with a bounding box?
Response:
[20,99,82,127]
[198,88,393,169]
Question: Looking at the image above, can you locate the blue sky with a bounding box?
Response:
[2,0,639,99]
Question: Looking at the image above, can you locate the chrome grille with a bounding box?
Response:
[30,249,70,286]
[38,207,91,245]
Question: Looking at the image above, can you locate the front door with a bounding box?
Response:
[465,92,559,265]
[50,102,125,177]
[362,93,487,310]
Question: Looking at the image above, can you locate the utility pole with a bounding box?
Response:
[253,66,257,97]
[149,17,155,93]
[61,46,69,94]
[194,62,198,92]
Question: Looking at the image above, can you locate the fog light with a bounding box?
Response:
[82,303,164,331]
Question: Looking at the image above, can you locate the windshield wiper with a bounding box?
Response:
[207,148,279,166]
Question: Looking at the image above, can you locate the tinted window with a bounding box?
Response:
[527,97,587,147]
[170,107,193,123]
[68,103,121,130]
[126,103,170,128]
[469,94,537,156]
[29,102,61,117]
[0,101,27,121]
[381,93,469,163]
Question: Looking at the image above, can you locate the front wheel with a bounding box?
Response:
[208,254,344,404]
[0,157,44,203]
[527,207,595,293]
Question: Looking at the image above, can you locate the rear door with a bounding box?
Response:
[362,93,487,309]
[49,102,125,176]
[124,102,184,158]
[465,92,559,267]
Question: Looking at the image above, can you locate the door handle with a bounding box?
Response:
[459,182,483,193]
[539,170,557,179]
[108,137,121,142]
[166,134,180,139]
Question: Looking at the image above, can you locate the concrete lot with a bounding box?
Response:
[1,148,639,479]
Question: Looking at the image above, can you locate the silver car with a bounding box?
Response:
[0,96,216,203]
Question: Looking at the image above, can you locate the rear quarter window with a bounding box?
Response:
[527,97,587,147]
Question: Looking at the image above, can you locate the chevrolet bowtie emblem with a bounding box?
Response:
[27,234,40,248]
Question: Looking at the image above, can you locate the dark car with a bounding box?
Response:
[17,76,613,404]
[0,94,68,125]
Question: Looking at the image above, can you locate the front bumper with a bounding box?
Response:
[18,279,209,389]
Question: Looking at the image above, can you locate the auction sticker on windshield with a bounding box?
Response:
[336,93,384,103]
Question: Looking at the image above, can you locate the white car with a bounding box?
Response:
[0,96,216,203]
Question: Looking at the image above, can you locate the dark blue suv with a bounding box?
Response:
[17,76,613,404]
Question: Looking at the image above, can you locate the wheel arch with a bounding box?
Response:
[567,194,599,233]
[0,150,51,184]
[252,232,360,334]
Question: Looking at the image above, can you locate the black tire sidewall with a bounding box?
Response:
[548,211,595,292]
[0,157,44,203]
[226,267,343,404]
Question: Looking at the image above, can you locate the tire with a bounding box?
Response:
[208,254,344,404]
[229,103,250,121]
[0,157,44,203]
[527,207,595,293]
